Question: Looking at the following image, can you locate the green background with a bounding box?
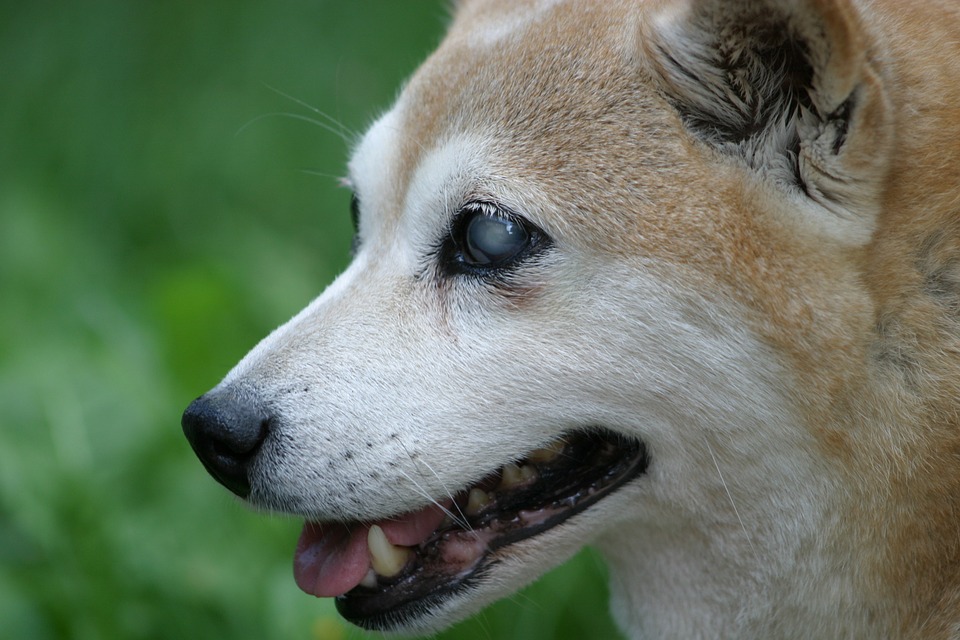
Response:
[1,2,624,638]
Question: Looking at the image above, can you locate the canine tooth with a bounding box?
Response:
[367,525,411,578]
[528,440,565,463]
[466,488,492,515]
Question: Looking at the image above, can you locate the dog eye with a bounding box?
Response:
[436,201,550,277]
[349,193,360,232]
[461,205,531,267]
[349,193,361,254]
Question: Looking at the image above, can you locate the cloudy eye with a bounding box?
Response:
[463,208,530,266]
[437,201,550,277]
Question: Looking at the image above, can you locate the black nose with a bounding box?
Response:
[181,390,270,498]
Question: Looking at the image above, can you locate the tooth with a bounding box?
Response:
[359,568,377,588]
[466,488,492,515]
[500,463,536,489]
[500,463,522,488]
[367,525,411,578]
[528,440,565,463]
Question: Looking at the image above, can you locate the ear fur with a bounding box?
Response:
[643,0,893,234]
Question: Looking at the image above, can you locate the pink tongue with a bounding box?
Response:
[293,502,450,598]
[293,523,370,597]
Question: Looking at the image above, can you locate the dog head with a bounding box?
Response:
[183,0,960,635]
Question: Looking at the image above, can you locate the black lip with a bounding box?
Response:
[334,428,650,630]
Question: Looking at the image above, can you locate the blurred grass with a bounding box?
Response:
[0,2,624,639]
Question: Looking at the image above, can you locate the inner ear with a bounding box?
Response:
[654,15,818,147]
[644,0,864,143]
[642,0,892,229]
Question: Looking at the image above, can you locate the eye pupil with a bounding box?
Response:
[464,211,530,266]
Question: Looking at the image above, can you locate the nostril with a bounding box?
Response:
[181,392,271,498]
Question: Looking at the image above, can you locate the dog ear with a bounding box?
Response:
[643,0,892,239]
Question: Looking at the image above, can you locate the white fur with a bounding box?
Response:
[458,0,568,49]
[198,0,957,636]
[218,118,833,634]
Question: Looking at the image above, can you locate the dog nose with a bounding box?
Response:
[181,391,270,498]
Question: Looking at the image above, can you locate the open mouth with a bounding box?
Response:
[293,428,649,630]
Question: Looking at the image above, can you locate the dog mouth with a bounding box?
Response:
[292,428,649,630]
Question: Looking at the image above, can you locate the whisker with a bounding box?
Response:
[395,467,472,533]
[410,455,476,536]
[392,438,476,535]
[299,168,348,182]
[235,111,353,144]
[264,83,357,141]
[704,438,759,562]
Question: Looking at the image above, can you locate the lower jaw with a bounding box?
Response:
[335,567,482,631]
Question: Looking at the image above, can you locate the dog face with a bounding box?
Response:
[184,0,960,636]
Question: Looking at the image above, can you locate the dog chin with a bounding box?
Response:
[288,428,649,632]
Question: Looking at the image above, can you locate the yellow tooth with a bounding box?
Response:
[359,568,377,589]
[500,463,536,489]
[367,525,411,578]
[520,464,538,482]
[466,488,492,515]
[528,440,566,463]
[500,463,523,489]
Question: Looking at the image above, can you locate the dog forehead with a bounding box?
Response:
[402,0,646,152]
[350,0,722,257]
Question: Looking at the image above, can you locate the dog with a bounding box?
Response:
[182,0,960,636]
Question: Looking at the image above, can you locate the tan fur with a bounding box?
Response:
[190,0,960,636]
[400,0,960,634]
